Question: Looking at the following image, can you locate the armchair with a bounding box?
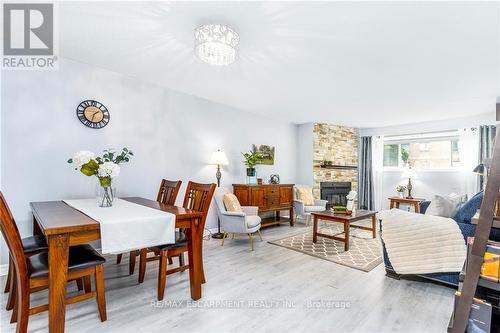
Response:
[293,185,328,225]
[214,187,263,251]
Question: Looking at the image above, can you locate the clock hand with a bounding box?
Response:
[91,110,99,122]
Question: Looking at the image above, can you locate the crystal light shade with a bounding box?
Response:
[195,24,239,66]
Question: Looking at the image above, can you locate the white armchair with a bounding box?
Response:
[293,185,328,226]
[214,187,263,251]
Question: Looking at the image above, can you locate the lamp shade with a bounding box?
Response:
[402,167,418,179]
[473,163,485,175]
[210,149,228,166]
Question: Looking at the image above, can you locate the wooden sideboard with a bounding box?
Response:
[233,184,294,227]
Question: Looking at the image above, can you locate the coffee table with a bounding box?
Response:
[311,210,378,251]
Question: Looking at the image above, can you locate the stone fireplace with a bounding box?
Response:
[313,124,358,203]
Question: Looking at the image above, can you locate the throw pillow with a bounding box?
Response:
[455,191,483,224]
[425,194,463,218]
[223,193,243,212]
[297,188,315,206]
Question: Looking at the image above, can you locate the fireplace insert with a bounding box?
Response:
[320,182,351,209]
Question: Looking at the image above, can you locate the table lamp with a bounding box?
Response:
[210,149,229,187]
[473,159,490,190]
[402,167,418,199]
[210,149,228,239]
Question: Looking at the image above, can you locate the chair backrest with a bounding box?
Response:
[293,184,313,200]
[214,187,230,214]
[182,182,216,230]
[157,179,182,205]
[0,192,28,279]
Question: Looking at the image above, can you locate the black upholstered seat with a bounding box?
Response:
[156,231,187,250]
[27,244,105,278]
[22,235,47,253]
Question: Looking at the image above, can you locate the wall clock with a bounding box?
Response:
[76,100,110,129]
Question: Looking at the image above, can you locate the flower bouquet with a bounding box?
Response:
[68,148,133,207]
[396,185,406,198]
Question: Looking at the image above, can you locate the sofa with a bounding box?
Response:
[381,191,500,286]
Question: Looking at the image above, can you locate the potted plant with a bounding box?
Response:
[68,147,133,207]
[242,151,260,177]
[396,185,406,198]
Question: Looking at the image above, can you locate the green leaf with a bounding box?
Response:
[80,159,99,176]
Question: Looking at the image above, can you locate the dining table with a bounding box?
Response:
[30,197,204,333]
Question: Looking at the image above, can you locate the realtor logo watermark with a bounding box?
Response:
[2,3,58,69]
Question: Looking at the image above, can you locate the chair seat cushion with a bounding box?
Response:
[22,235,47,253]
[156,231,188,250]
[304,205,326,213]
[27,244,105,278]
[246,215,261,228]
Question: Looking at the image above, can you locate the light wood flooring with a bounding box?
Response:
[1,222,455,333]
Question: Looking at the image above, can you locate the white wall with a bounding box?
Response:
[360,113,497,210]
[295,123,314,186]
[0,58,297,265]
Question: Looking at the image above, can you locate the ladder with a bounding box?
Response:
[451,129,500,332]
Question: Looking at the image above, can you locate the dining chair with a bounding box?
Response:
[116,179,182,274]
[3,202,85,313]
[3,227,48,312]
[138,181,216,301]
[0,192,107,332]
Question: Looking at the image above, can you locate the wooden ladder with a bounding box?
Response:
[451,129,500,332]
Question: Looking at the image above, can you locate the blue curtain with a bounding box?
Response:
[358,136,374,210]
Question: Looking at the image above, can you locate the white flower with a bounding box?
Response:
[346,191,357,200]
[98,162,121,178]
[72,150,95,167]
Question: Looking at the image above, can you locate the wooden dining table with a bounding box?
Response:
[30,197,204,333]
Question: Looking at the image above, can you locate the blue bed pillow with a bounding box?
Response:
[453,191,483,224]
[420,201,431,214]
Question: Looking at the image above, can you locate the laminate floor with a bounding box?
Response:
[1,222,455,333]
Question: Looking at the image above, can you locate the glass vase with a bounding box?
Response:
[96,182,115,207]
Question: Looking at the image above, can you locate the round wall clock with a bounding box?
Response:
[76,100,110,129]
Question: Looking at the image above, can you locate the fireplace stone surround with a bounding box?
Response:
[313,123,358,201]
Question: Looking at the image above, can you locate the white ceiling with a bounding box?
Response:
[59,1,499,127]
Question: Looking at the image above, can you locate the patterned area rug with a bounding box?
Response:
[269,220,383,272]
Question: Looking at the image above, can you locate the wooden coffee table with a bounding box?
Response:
[311,210,378,251]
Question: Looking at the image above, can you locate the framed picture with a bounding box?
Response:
[253,144,275,165]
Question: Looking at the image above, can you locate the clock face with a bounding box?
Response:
[76,100,109,129]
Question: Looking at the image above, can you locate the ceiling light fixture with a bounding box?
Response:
[195,24,239,66]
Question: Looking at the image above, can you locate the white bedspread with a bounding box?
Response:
[378,209,466,275]
[64,198,175,254]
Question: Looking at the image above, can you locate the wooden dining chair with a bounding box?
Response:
[3,215,48,312]
[138,181,216,300]
[116,179,183,274]
[3,200,85,313]
[0,192,107,332]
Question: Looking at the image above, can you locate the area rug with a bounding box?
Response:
[268,221,383,272]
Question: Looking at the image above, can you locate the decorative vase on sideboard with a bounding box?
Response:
[246,167,257,184]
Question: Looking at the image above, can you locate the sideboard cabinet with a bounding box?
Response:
[232,184,294,227]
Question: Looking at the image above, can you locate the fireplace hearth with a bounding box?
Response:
[320,182,351,209]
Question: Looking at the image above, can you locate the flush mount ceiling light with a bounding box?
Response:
[195,24,239,66]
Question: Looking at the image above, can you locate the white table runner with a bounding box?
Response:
[63,198,176,254]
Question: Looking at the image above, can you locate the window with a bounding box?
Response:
[383,132,461,169]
